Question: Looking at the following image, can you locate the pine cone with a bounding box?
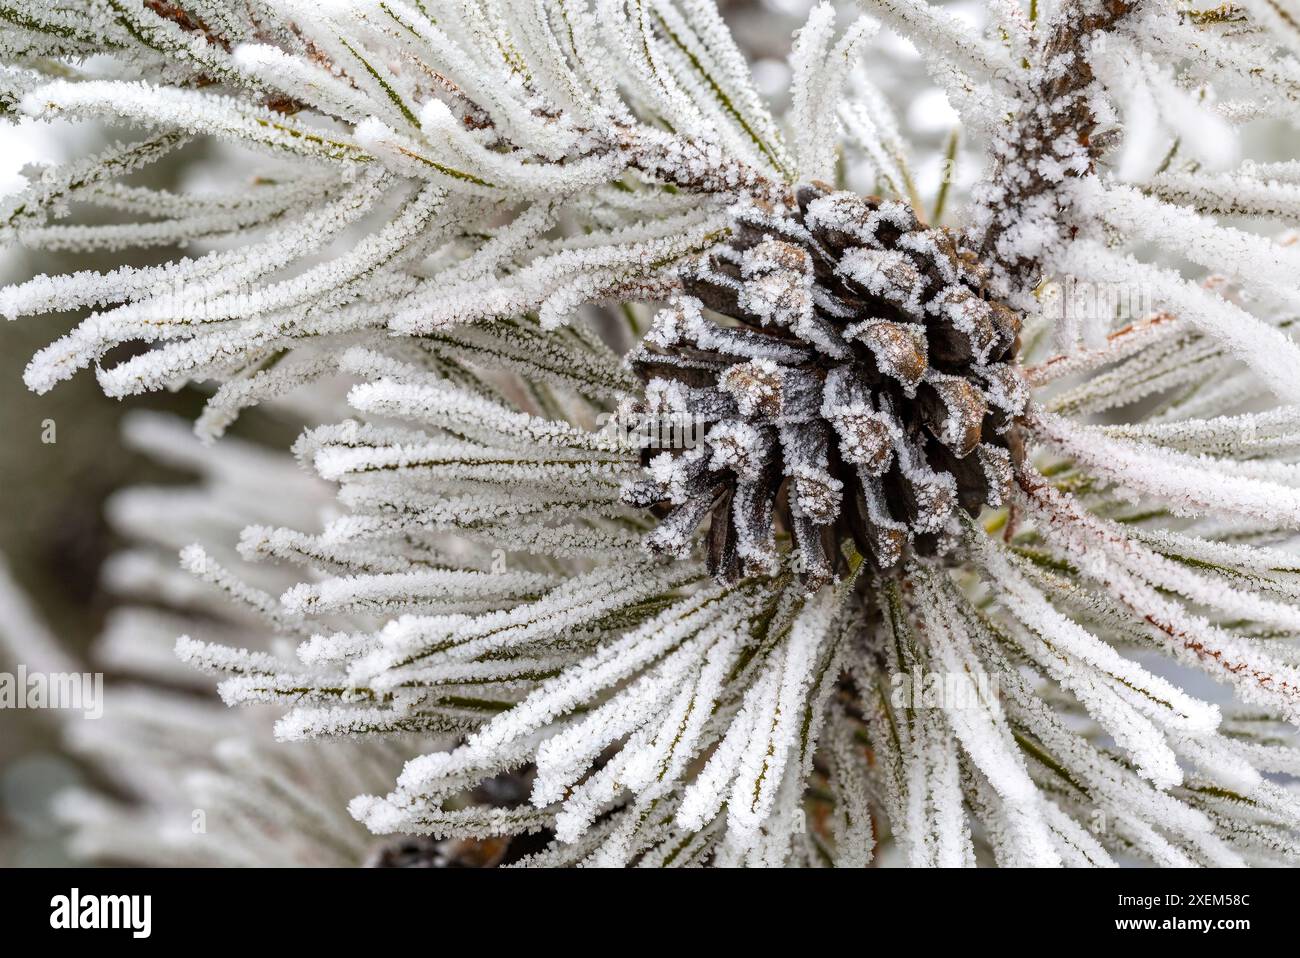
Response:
[623,183,1028,590]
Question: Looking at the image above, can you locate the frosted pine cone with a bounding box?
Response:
[624,183,1027,589]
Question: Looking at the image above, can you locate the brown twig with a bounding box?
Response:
[144,0,231,52]
[976,0,1136,300]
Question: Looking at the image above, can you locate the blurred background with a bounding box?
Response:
[0,121,309,864]
[0,118,187,865]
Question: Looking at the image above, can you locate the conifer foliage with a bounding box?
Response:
[5,0,1300,866]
